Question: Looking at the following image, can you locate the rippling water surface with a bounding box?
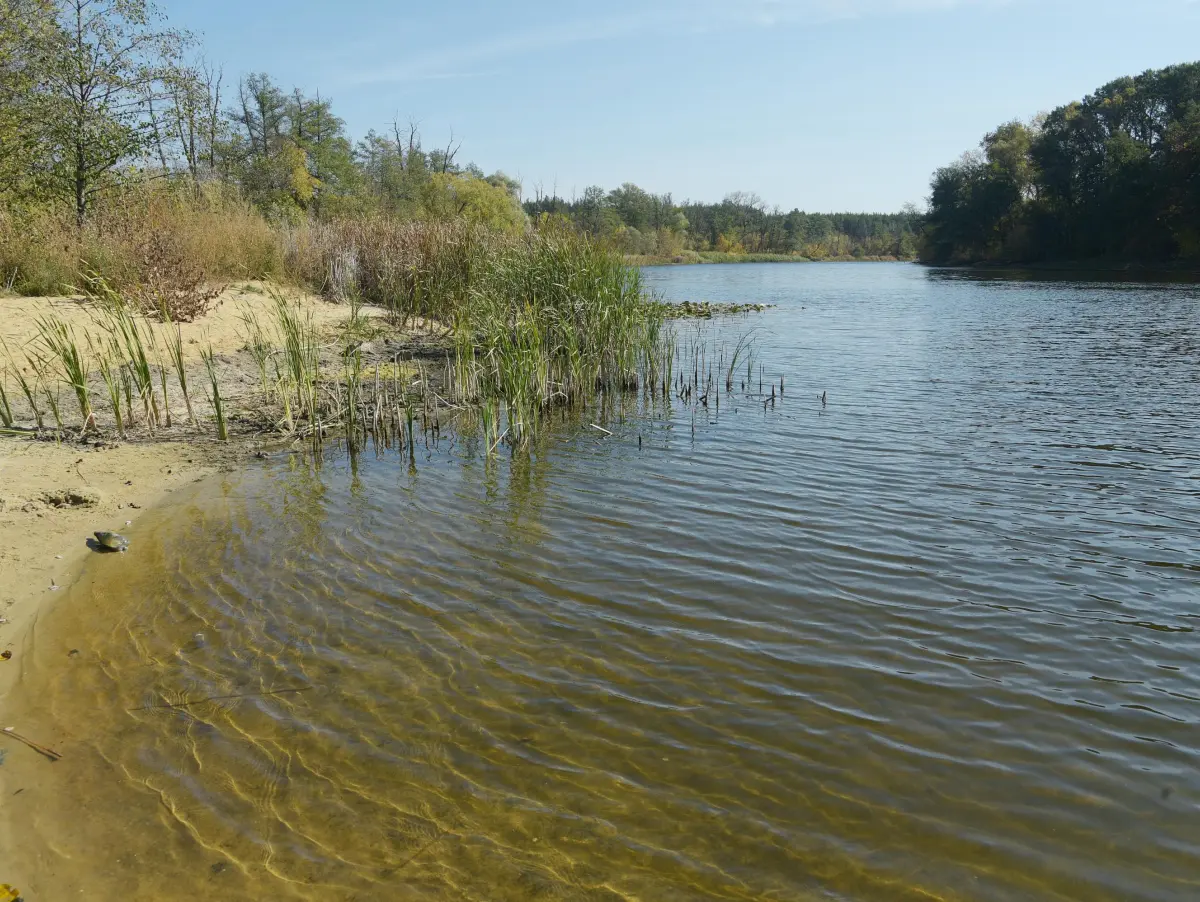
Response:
[5,263,1200,901]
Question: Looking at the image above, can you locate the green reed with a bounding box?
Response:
[120,360,134,429]
[451,226,662,441]
[725,331,757,393]
[11,356,43,429]
[341,344,364,452]
[33,316,94,430]
[86,275,161,432]
[269,287,320,432]
[90,336,126,439]
[163,317,195,426]
[294,221,663,447]
[156,346,173,428]
[32,354,63,433]
[0,365,12,428]
[200,344,228,441]
[237,305,276,400]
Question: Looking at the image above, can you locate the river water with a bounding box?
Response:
[3,263,1199,901]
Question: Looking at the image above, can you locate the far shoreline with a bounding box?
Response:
[918,260,1200,282]
[628,253,914,266]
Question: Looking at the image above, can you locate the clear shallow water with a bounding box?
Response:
[4,263,1200,900]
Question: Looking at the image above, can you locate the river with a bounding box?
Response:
[3,262,1198,900]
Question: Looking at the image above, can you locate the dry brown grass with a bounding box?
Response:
[0,182,283,319]
[281,218,487,320]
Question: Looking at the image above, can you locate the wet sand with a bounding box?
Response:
[0,437,257,699]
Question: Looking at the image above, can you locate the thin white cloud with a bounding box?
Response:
[343,9,669,86]
[343,0,1010,86]
[738,0,1008,24]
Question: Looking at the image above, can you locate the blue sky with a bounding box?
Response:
[167,0,1200,212]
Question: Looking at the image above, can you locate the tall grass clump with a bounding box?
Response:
[455,225,663,437]
[85,274,162,432]
[285,218,483,326]
[270,287,321,433]
[287,219,663,441]
[91,336,126,439]
[163,317,195,426]
[0,182,282,315]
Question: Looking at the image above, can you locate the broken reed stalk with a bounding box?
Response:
[155,349,172,429]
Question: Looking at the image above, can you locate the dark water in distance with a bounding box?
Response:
[6,263,1200,901]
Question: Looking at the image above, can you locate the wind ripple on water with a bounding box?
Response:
[6,263,1200,901]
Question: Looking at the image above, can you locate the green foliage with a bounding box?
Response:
[922,62,1200,264]
[33,314,93,427]
[31,0,189,224]
[455,224,659,423]
[0,1,58,201]
[420,173,527,232]
[200,343,227,440]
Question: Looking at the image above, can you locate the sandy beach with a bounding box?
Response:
[0,284,367,699]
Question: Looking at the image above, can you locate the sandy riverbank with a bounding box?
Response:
[0,283,377,701]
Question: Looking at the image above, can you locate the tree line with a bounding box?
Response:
[0,0,525,230]
[0,0,918,261]
[921,62,1200,265]
[525,186,920,259]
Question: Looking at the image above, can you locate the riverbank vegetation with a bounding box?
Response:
[0,0,918,304]
[0,0,527,301]
[0,0,672,446]
[920,62,1200,266]
[1,228,665,455]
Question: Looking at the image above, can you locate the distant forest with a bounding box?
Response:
[921,62,1200,265]
[525,189,920,261]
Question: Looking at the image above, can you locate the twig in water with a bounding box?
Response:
[129,686,313,713]
[589,424,613,436]
[393,832,448,875]
[2,726,62,762]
